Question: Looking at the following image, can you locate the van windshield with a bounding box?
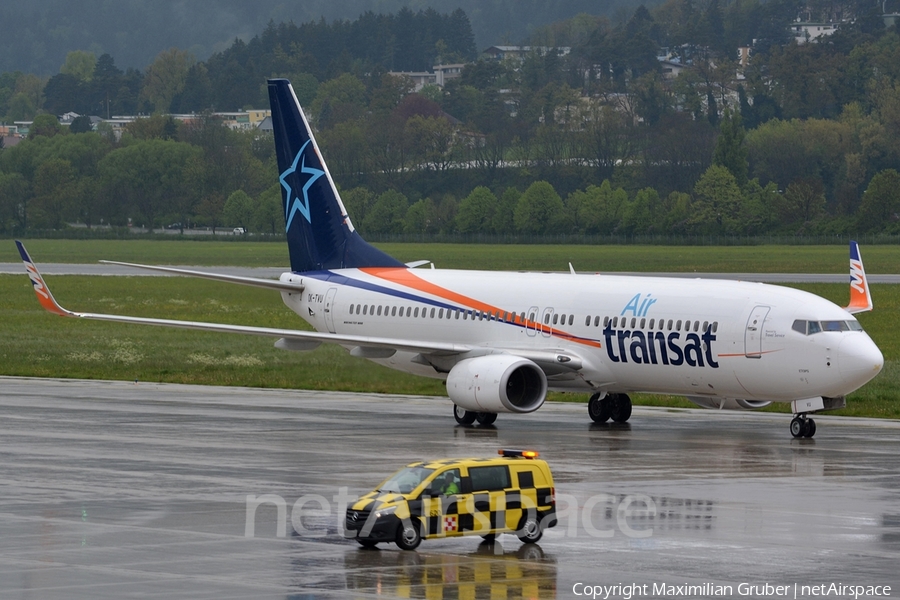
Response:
[378,466,435,494]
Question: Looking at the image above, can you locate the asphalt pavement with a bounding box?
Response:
[1,377,898,599]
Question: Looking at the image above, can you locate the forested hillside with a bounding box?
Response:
[1,0,611,75]
[2,1,900,240]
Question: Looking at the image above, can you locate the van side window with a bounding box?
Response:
[468,465,511,492]
[517,469,534,488]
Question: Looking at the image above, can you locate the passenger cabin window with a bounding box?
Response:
[469,465,511,492]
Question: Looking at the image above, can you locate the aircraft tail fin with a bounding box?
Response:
[845,240,873,314]
[267,78,403,273]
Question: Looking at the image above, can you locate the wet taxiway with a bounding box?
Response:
[1,377,899,599]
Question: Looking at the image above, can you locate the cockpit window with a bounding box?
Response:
[792,319,862,335]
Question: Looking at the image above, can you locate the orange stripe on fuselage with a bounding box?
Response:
[359,267,602,348]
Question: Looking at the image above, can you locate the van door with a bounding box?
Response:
[467,465,516,533]
[422,468,464,538]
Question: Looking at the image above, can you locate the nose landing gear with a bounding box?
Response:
[790,414,817,438]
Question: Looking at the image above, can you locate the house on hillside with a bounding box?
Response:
[482,46,571,62]
[791,21,840,43]
[389,64,466,91]
[215,110,271,131]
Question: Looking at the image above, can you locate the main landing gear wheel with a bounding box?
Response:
[476,412,498,425]
[610,393,632,423]
[588,393,612,423]
[453,404,476,425]
[790,415,817,438]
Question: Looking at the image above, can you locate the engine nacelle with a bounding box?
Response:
[686,396,772,411]
[447,355,547,414]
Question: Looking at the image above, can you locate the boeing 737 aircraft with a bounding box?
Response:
[18,78,884,438]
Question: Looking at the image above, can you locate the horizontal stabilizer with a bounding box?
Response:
[99,260,304,293]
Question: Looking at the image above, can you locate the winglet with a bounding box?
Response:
[845,240,873,314]
[16,241,74,317]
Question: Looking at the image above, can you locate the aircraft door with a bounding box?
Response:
[744,306,770,358]
[525,306,539,337]
[540,308,555,338]
[323,287,338,333]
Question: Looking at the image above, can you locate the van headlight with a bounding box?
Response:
[374,505,398,519]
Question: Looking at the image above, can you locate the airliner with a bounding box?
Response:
[17,78,884,438]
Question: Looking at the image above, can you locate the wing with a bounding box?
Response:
[16,241,468,356]
[18,242,589,376]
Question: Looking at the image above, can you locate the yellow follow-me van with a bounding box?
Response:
[345,449,557,550]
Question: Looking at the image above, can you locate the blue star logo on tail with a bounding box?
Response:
[280,140,325,230]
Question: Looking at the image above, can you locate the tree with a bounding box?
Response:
[404,198,437,233]
[253,185,283,234]
[0,172,29,233]
[514,181,565,234]
[91,54,124,118]
[455,186,497,233]
[342,187,375,227]
[363,190,408,233]
[782,178,826,227]
[492,188,519,234]
[125,115,179,141]
[620,188,661,234]
[712,109,748,186]
[30,158,76,229]
[99,139,200,229]
[224,190,255,230]
[690,165,743,234]
[69,116,94,134]
[60,51,96,82]
[142,48,195,113]
[858,169,900,232]
[309,73,367,127]
[43,74,85,114]
[571,180,628,234]
[406,115,456,171]
[28,115,65,139]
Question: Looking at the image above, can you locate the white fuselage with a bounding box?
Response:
[280,268,883,404]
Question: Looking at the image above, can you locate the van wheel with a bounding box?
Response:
[395,519,423,551]
[517,514,543,544]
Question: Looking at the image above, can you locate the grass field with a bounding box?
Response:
[3,239,900,273]
[1,240,898,418]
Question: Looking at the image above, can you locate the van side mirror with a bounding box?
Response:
[421,487,434,497]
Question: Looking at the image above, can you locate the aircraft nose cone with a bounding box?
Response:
[838,334,884,389]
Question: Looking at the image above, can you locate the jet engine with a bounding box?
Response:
[446,355,547,414]
[686,397,772,410]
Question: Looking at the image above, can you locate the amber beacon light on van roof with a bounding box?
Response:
[499,449,540,459]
